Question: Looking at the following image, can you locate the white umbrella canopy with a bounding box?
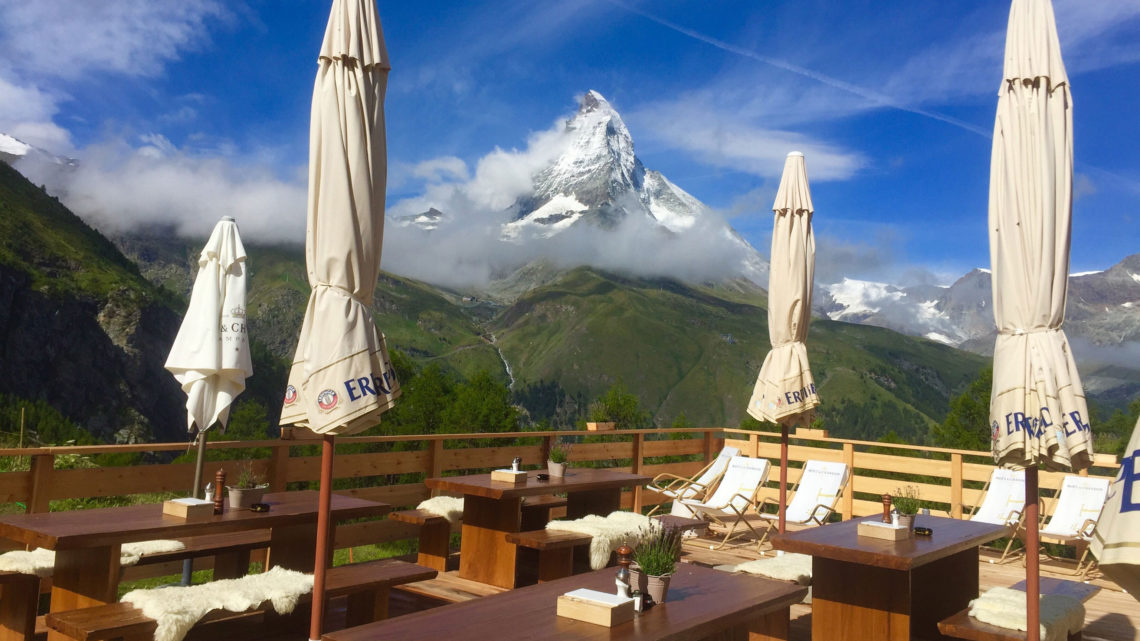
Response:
[1090,415,1140,600]
[988,1,1091,638]
[748,152,818,426]
[989,0,1093,473]
[280,0,399,437]
[165,216,252,439]
[747,151,818,534]
[283,2,396,639]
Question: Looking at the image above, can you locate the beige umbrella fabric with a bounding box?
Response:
[166,216,252,438]
[280,0,399,437]
[748,151,818,426]
[1090,415,1140,599]
[747,151,818,535]
[989,0,1092,473]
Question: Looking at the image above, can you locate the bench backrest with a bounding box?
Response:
[1042,475,1109,537]
[972,468,1026,526]
[703,457,771,512]
[786,460,849,523]
[689,446,740,494]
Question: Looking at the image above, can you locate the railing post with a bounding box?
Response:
[632,433,645,512]
[703,430,714,464]
[749,433,760,458]
[268,441,290,493]
[27,453,54,513]
[950,453,963,519]
[429,439,445,497]
[542,435,554,464]
[842,444,854,521]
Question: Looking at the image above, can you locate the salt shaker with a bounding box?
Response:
[511,456,522,472]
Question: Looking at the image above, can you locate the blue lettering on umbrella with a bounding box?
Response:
[344,379,360,402]
[1121,449,1139,514]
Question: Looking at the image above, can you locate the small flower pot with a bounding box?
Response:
[645,574,672,604]
[896,513,916,531]
[547,461,567,477]
[227,485,268,509]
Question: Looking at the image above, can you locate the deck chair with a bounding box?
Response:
[1037,475,1109,578]
[754,460,850,550]
[680,456,771,550]
[966,468,1027,563]
[645,445,740,517]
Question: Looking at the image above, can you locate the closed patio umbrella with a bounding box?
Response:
[1089,415,1140,600]
[164,215,252,584]
[278,1,399,639]
[988,0,1093,637]
[747,151,819,535]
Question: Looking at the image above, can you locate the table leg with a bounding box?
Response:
[266,523,324,572]
[458,495,521,589]
[811,556,910,641]
[694,606,790,641]
[566,488,620,519]
[911,547,979,640]
[0,574,39,641]
[46,547,120,641]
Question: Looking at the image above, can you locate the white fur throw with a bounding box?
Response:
[122,566,313,641]
[416,496,464,525]
[726,553,813,585]
[968,587,1085,641]
[0,540,185,577]
[546,511,660,570]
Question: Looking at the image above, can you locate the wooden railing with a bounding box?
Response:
[0,427,1120,557]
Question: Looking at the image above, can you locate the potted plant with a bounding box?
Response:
[891,485,922,530]
[547,440,571,477]
[631,526,683,604]
[227,461,268,509]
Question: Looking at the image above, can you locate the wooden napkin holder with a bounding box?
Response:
[163,497,214,521]
[557,589,635,627]
[491,469,528,484]
[858,520,912,541]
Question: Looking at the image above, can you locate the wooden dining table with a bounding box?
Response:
[323,562,807,641]
[426,469,651,588]
[0,490,388,634]
[771,514,1007,641]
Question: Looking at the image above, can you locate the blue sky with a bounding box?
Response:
[1,0,1138,285]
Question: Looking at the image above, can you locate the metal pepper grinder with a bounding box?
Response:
[881,493,893,523]
[214,468,226,514]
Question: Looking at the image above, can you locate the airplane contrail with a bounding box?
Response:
[607,0,991,138]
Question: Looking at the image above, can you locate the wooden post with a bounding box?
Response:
[950,453,963,519]
[703,430,714,464]
[542,435,554,465]
[631,433,644,512]
[27,453,54,513]
[749,433,760,458]
[842,443,854,521]
[429,439,445,497]
[268,441,290,493]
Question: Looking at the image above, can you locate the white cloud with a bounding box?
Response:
[17,135,306,244]
[0,1,229,80]
[0,73,72,151]
[411,156,469,183]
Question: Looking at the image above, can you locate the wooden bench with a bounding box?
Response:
[937,578,1100,641]
[45,560,437,641]
[505,530,592,583]
[133,531,271,580]
[519,495,567,530]
[389,510,452,573]
[654,514,709,535]
[1,571,41,641]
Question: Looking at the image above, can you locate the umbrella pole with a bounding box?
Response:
[779,424,788,534]
[309,435,336,641]
[181,429,210,585]
[1025,467,1040,641]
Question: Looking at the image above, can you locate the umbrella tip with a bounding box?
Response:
[220,216,235,222]
[787,151,804,158]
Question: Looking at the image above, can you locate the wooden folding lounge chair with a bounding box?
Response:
[680,456,771,550]
[754,460,849,551]
[1036,475,1109,578]
[965,468,1028,564]
[645,445,740,517]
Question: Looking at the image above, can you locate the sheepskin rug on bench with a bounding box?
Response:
[121,566,313,641]
[416,496,464,526]
[0,540,186,577]
[546,511,660,570]
[716,553,813,585]
[968,587,1085,641]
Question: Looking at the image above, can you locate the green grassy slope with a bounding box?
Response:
[492,267,987,440]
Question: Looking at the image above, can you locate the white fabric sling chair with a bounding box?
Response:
[1037,475,1109,578]
[963,468,1028,563]
[754,460,849,551]
[645,445,740,517]
[681,456,771,550]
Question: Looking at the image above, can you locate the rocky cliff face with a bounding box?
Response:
[0,162,186,443]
